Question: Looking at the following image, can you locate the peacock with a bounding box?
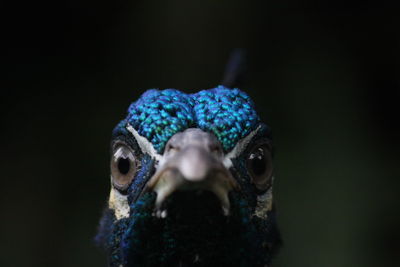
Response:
[96,85,282,266]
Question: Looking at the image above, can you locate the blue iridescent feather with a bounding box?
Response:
[99,85,281,267]
[121,86,260,153]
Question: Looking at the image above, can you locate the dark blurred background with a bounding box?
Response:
[2,1,400,266]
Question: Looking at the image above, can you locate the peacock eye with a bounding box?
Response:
[111,143,137,191]
[246,144,273,191]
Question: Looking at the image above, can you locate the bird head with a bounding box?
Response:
[96,86,281,266]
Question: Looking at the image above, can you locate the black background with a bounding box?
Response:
[2,1,400,266]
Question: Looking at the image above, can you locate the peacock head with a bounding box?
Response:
[96,86,281,266]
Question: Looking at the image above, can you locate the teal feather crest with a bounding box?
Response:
[125,85,260,153]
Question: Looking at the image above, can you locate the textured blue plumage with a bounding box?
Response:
[99,85,281,267]
[122,86,260,153]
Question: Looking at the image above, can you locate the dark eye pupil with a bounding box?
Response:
[118,158,130,175]
[251,154,266,176]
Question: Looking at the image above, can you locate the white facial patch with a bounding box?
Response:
[221,126,275,219]
[126,123,162,162]
[254,182,274,219]
[223,125,261,168]
[108,186,130,220]
[108,124,163,220]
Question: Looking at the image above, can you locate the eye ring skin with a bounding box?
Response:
[246,143,273,191]
[110,141,138,191]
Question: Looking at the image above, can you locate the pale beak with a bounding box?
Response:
[144,128,239,216]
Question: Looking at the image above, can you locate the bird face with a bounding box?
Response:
[96,86,281,266]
